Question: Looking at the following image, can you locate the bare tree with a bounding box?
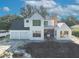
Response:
[20,4,48,18]
[20,4,37,18]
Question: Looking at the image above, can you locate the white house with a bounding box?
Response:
[10,13,44,40]
[54,23,72,40]
[9,12,72,41]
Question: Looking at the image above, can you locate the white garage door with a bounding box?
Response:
[20,31,30,39]
[10,31,20,39]
[10,31,30,39]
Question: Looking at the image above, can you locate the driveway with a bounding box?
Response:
[7,40,32,51]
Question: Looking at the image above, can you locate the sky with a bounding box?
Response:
[0,0,79,17]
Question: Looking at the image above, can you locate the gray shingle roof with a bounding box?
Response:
[10,20,29,30]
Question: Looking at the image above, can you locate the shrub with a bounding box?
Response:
[72,31,79,37]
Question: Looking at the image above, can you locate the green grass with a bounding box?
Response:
[72,28,79,31]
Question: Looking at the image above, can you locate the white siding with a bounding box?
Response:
[10,30,44,40]
[30,18,44,40]
[10,13,44,40]
[24,18,31,27]
[10,30,31,39]
[54,23,72,40]
[44,20,54,29]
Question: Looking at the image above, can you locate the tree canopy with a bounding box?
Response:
[20,4,48,18]
[61,16,78,27]
[0,15,23,30]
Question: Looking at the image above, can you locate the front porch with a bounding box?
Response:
[44,29,54,41]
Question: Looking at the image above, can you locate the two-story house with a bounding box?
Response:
[9,12,72,41]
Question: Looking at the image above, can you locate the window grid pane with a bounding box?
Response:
[33,20,41,26]
[33,31,41,37]
[44,21,48,26]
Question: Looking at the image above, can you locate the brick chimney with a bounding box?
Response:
[51,16,58,27]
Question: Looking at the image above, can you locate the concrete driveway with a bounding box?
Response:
[7,40,32,52]
[71,35,79,45]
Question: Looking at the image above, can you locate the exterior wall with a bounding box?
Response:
[24,18,31,27]
[10,29,44,40]
[9,30,31,39]
[45,20,54,26]
[10,27,44,40]
[44,20,54,29]
[56,30,70,40]
[54,29,71,40]
[30,19,44,40]
[29,13,44,40]
[54,24,72,40]
[10,13,44,40]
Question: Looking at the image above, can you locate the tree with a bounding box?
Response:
[20,4,48,18]
[0,15,23,30]
[61,16,77,26]
[37,6,48,18]
[20,4,36,18]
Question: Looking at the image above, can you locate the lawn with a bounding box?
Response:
[72,28,79,32]
[23,41,79,58]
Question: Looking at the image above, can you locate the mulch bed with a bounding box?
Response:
[23,41,79,58]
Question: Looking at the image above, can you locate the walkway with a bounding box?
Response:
[71,35,79,45]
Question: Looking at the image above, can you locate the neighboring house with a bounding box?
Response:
[9,12,72,41]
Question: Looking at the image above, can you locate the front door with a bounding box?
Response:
[44,29,54,40]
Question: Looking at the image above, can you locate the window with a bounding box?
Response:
[60,31,64,37]
[26,20,29,23]
[25,27,30,30]
[33,31,41,37]
[60,31,62,35]
[33,20,41,26]
[60,31,69,38]
[64,31,68,35]
[44,21,48,26]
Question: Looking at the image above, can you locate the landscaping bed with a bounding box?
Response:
[24,41,79,58]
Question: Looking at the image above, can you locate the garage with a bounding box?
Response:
[20,31,30,39]
[10,30,30,39]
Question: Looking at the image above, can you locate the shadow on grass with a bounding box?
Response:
[23,41,79,58]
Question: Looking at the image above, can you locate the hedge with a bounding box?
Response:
[72,31,79,37]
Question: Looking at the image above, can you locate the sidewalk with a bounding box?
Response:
[71,35,79,44]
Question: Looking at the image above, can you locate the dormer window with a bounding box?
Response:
[26,20,29,23]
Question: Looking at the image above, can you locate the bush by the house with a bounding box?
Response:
[72,31,79,37]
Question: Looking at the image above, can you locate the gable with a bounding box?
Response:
[30,12,44,20]
[61,23,71,30]
[57,23,71,30]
